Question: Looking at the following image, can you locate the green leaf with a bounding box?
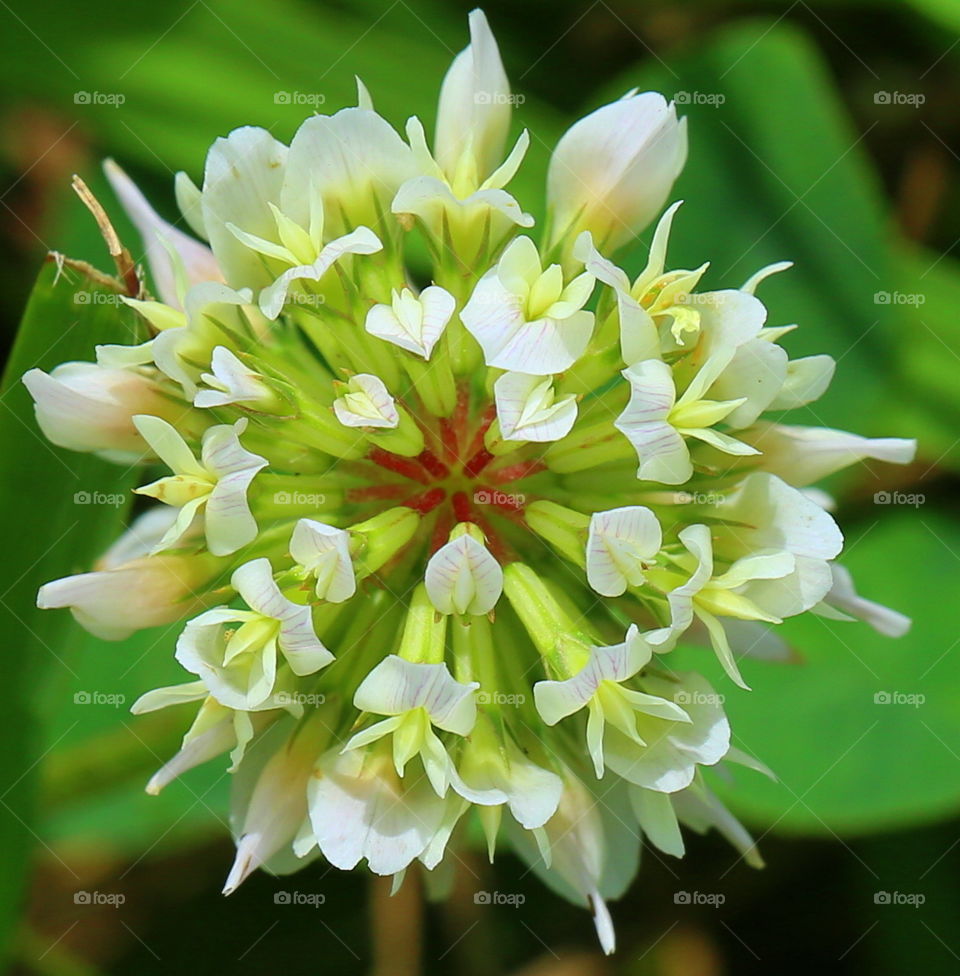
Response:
[0,257,142,962]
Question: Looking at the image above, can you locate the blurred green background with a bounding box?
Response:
[1,0,958,973]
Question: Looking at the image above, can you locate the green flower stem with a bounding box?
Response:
[524,500,588,566]
[502,563,591,676]
[401,346,457,418]
[397,583,448,664]
[351,507,421,576]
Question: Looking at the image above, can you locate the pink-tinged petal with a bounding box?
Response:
[104,159,221,308]
[424,535,503,615]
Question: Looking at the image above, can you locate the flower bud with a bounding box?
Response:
[37,553,221,640]
[23,363,176,461]
[546,92,687,253]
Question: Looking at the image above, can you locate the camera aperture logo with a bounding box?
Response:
[274,91,326,106]
[74,91,125,107]
[476,691,525,706]
[874,490,924,508]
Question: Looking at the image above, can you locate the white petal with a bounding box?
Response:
[547,93,687,250]
[258,226,382,320]
[768,354,835,410]
[461,272,594,375]
[586,506,662,596]
[425,535,503,615]
[290,519,356,603]
[740,423,917,486]
[816,563,910,637]
[201,127,289,288]
[435,9,511,179]
[494,372,578,442]
[365,286,455,359]
[231,558,333,674]
[332,372,399,428]
[23,363,165,460]
[281,108,415,229]
[308,748,445,875]
[630,786,684,857]
[534,627,651,725]
[712,472,843,561]
[353,655,478,734]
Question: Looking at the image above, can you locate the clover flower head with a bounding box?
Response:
[27,8,916,954]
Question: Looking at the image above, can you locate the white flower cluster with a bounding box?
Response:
[25,9,914,954]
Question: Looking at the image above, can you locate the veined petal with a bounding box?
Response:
[353,655,478,734]
[290,519,356,603]
[586,506,663,597]
[425,534,504,615]
[332,372,399,429]
[494,372,578,442]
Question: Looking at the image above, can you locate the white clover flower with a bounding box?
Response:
[365,286,455,360]
[534,626,692,777]
[176,558,333,710]
[461,235,595,374]
[27,8,918,955]
[289,518,356,603]
[493,371,578,443]
[424,525,504,615]
[586,505,662,597]
[23,362,176,461]
[133,416,267,556]
[331,373,399,429]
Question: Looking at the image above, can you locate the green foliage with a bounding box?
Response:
[0,258,143,959]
